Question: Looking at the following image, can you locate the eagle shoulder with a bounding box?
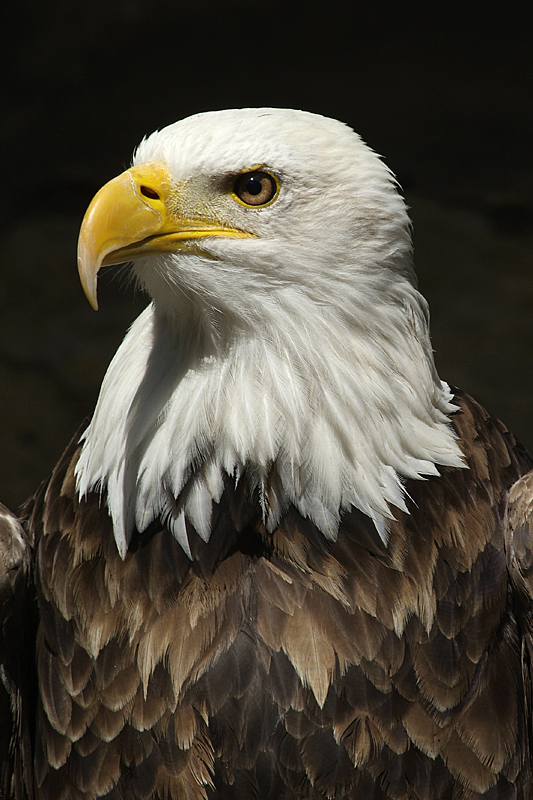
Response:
[505,469,533,750]
[0,503,35,800]
[506,470,533,594]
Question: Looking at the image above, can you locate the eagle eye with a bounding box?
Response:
[140,185,160,200]
[233,171,278,207]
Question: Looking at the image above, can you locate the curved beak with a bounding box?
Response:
[77,161,254,309]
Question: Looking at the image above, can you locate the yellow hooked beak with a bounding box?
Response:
[77,162,254,309]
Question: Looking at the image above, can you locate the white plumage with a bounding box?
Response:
[75,108,464,558]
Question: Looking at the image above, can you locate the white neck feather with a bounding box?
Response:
[76,279,464,559]
[76,109,466,558]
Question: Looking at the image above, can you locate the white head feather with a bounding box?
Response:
[75,108,464,558]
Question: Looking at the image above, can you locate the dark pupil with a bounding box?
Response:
[245,177,263,195]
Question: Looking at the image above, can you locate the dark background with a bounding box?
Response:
[1,1,532,508]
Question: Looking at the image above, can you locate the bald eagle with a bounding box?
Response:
[1,108,533,799]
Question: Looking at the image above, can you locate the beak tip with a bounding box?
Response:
[84,282,99,311]
[79,274,99,311]
[77,251,99,311]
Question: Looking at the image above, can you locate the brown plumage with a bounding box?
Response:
[1,390,533,799]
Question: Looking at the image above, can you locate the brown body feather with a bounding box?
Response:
[2,389,533,799]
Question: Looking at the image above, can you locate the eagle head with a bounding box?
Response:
[75,108,464,559]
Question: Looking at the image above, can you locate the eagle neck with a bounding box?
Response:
[76,294,464,559]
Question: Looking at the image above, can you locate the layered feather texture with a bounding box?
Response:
[2,109,533,800]
[12,390,533,799]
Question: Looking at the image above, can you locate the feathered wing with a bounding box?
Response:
[5,389,530,799]
[0,503,36,800]
[505,469,533,777]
